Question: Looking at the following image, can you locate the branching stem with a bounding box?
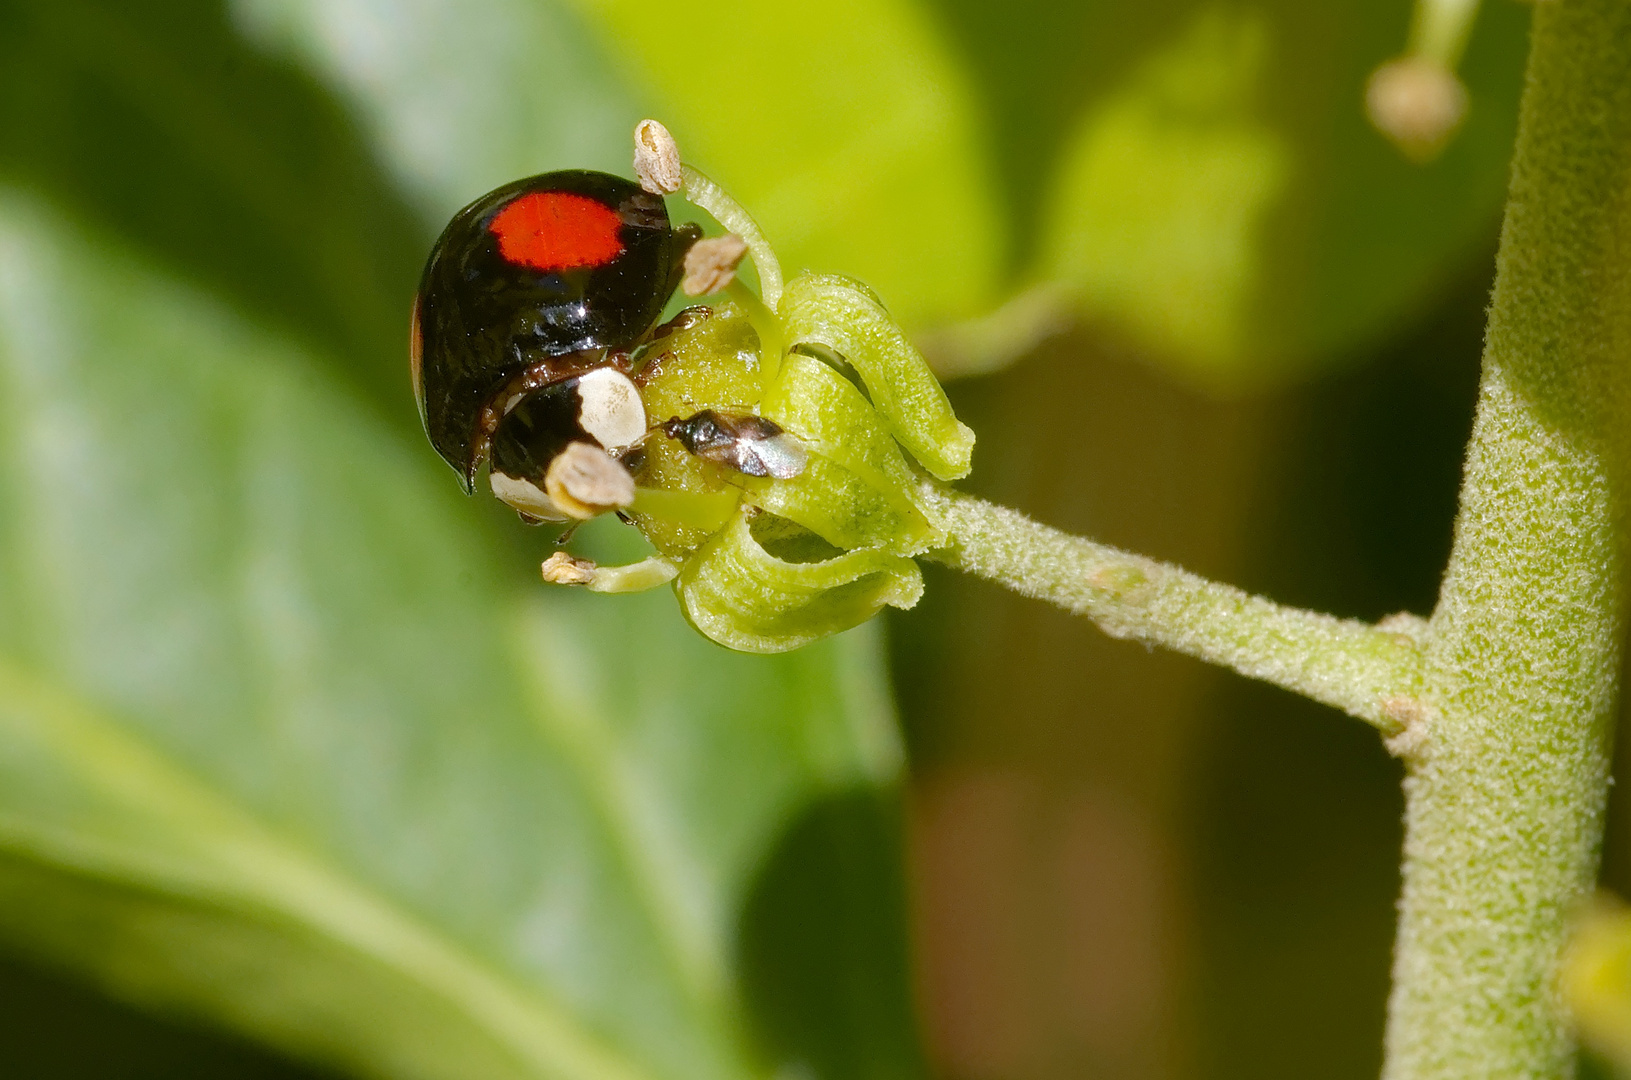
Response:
[1380,4,1631,1076]
[927,5,1631,1076]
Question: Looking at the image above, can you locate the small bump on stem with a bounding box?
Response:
[1380,696,1435,758]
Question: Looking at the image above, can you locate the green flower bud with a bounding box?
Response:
[543,140,974,653]
[610,268,971,653]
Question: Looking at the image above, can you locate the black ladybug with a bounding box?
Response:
[411,169,698,510]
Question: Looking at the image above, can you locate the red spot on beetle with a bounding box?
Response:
[489,191,624,272]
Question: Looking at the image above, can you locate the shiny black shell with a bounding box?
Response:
[412,169,678,490]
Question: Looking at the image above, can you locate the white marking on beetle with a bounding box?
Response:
[574,367,646,450]
[490,470,570,521]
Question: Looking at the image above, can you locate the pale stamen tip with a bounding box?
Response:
[633,119,683,195]
[544,441,637,519]
[1366,57,1469,162]
[541,551,598,586]
[681,234,750,296]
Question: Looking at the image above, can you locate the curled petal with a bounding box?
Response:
[750,351,944,553]
[746,457,928,555]
[676,513,924,653]
[611,267,972,652]
[779,273,975,480]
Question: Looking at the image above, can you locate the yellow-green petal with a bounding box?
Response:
[779,273,975,480]
[675,515,923,653]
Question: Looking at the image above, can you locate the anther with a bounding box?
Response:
[1366,58,1468,161]
[681,234,749,296]
[541,551,598,585]
[633,119,683,195]
[544,441,637,519]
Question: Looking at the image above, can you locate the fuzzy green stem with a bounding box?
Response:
[916,283,1075,381]
[1381,4,1631,1078]
[922,484,1424,733]
[1408,0,1480,69]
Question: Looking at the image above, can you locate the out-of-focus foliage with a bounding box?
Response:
[0,0,425,417]
[1565,896,1631,1075]
[234,0,1005,330]
[562,0,1005,331]
[230,0,638,225]
[0,1,924,1078]
[1037,8,1292,378]
[237,0,1527,385]
[0,185,921,1080]
[935,0,1528,385]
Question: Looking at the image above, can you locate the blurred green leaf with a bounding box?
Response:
[936,0,1528,386]
[222,0,1524,388]
[1037,8,1291,375]
[0,185,922,1079]
[0,7,925,1073]
[560,0,1006,330]
[0,0,427,418]
[229,0,641,223]
[1566,896,1631,1077]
